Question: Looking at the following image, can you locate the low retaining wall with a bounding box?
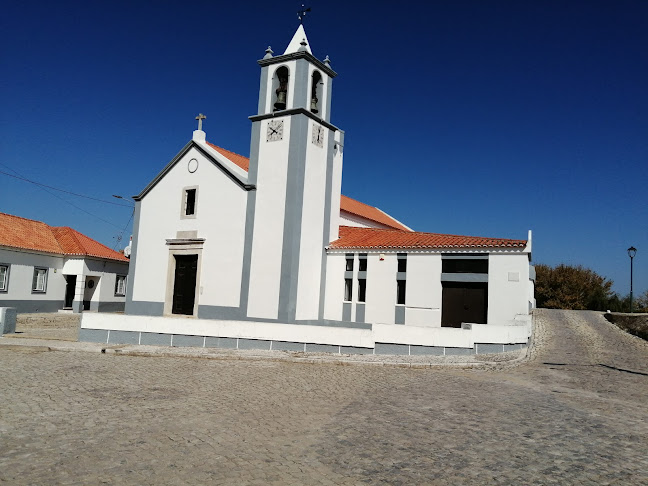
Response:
[80,313,531,356]
[0,307,17,335]
[604,312,648,341]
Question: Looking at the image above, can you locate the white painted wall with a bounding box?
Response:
[0,247,66,306]
[323,253,345,320]
[62,258,85,275]
[365,253,397,324]
[339,212,394,229]
[85,259,129,305]
[247,117,292,319]
[132,145,248,308]
[404,254,442,327]
[488,253,531,325]
[295,120,328,320]
[82,312,531,348]
[325,250,532,328]
[328,131,343,242]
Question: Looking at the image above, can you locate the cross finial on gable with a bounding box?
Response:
[195,113,207,131]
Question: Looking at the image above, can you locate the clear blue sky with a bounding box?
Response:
[1,1,646,297]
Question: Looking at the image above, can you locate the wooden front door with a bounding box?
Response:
[172,255,198,315]
[441,282,487,327]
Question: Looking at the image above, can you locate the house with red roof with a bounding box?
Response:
[79,25,534,354]
[0,213,129,313]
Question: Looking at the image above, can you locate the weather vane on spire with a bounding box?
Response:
[297,4,311,24]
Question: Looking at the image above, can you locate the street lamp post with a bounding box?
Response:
[627,246,637,313]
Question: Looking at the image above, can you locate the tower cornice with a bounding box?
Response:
[258,51,337,78]
[249,107,339,132]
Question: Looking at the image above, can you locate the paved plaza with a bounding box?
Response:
[1,309,647,485]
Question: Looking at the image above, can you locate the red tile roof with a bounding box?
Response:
[51,226,129,262]
[329,226,527,250]
[204,143,410,231]
[207,142,250,171]
[0,213,129,262]
[339,195,410,231]
[0,213,62,254]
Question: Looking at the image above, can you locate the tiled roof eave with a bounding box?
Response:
[82,254,129,263]
[326,244,527,252]
[0,243,64,257]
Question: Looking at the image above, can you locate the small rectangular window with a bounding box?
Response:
[397,254,407,272]
[442,258,488,274]
[345,254,354,271]
[358,278,366,302]
[359,254,367,271]
[32,267,48,293]
[397,279,406,305]
[0,264,8,292]
[344,278,353,302]
[185,189,196,216]
[114,275,127,296]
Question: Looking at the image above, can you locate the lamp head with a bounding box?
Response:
[628,246,637,258]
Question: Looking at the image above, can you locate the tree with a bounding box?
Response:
[535,264,615,311]
[634,290,648,313]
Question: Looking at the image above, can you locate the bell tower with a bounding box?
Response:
[241,25,344,323]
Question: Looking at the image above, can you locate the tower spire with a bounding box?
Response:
[284,24,312,54]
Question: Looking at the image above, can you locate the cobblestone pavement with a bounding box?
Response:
[1,309,647,485]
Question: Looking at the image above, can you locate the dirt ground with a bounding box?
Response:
[12,313,81,341]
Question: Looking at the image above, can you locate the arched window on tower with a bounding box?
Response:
[311,71,323,114]
[273,66,289,111]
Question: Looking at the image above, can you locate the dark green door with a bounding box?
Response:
[172,255,198,315]
[441,282,488,327]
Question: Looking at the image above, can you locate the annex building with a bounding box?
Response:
[80,26,535,355]
[0,212,129,314]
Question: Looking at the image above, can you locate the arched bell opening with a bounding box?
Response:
[273,66,289,111]
[310,70,323,114]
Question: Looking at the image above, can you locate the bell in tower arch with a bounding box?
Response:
[310,71,322,114]
[274,67,289,111]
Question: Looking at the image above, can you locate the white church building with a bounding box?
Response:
[80,26,535,355]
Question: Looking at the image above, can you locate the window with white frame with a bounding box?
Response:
[115,275,127,296]
[181,186,198,218]
[396,253,407,305]
[344,278,353,302]
[0,264,9,292]
[32,267,48,293]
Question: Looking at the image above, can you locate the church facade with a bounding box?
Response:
[80,26,534,355]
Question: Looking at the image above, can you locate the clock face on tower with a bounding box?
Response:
[311,124,324,148]
[266,120,284,142]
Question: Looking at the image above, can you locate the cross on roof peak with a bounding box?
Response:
[195,113,207,131]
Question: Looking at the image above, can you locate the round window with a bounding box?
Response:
[87,280,95,289]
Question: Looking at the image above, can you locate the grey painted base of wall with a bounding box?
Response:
[79,328,528,357]
[0,300,126,315]
[0,300,63,313]
[97,302,126,313]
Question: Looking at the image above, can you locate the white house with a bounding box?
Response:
[0,212,130,313]
[79,26,535,355]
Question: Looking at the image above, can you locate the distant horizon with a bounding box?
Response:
[1,1,646,296]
